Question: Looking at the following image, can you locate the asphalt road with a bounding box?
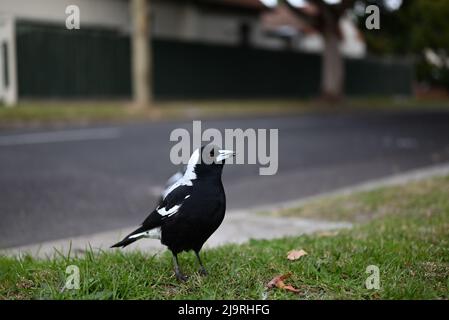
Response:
[1,111,449,249]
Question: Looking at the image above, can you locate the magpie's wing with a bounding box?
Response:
[111,184,192,248]
[152,166,187,209]
[163,166,186,193]
[143,184,192,227]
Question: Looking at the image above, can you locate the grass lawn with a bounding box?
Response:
[0,100,313,128]
[1,97,449,128]
[1,176,448,300]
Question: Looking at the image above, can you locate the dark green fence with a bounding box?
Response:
[345,57,414,96]
[16,22,131,98]
[16,21,413,99]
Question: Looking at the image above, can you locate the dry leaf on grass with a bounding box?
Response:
[282,284,300,293]
[287,249,308,261]
[267,273,291,288]
[267,273,300,294]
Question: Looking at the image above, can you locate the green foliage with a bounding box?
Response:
[359,0,449,88]
[409,0,449,51]
[360,0,415,55]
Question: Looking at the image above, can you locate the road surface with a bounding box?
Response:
[1,111,449,248]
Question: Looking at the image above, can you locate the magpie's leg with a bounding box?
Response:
[172,252,188,282]
[195,251,208,276]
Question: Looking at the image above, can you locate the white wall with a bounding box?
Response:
[196,11,240,45]
[0,0,366,56]
[252,21,286,50]
[152,2,244,46]
[0,0,131,30]
[152,1,187,39]
[0,0,290,49]
[297,17,366,58]
[151,1,285,49]
[297,34,324,53]
[340,17,366,58]
[0,14,17,106]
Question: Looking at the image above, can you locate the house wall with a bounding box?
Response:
[0,0,363,55]
[0,0,284,49]
[0,14,17,106]
[152,1,193,40]
[0,0,131,30]
[296,17,366,58]
[339,17,366,58]
[151,1,285,49]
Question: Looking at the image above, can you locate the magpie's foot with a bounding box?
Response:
[175,271,189,282]
[199,267,208,276]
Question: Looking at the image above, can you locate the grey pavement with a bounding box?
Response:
[1,110,449,249]
[0,211,352,258]
[3,161,449,258]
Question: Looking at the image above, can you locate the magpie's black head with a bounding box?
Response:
[186,144,234,179]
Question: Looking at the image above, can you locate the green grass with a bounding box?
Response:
[0,100,314,128]
[2,97,449,128]
[271,175,449,223]
[1,176,448,300]
[0,102,131,122]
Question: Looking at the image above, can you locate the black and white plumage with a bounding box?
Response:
[111,145,235,281]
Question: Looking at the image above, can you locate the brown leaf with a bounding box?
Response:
[282,284,301,293]
[267,273,291,289]
[287,249,308,261]
[266,273,300,294]
[275,280,286,289]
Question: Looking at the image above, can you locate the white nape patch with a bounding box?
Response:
[165,171,183,189]
[184,195,190,200]
[184,148,199,181]
[129,227,161,240]
[162,149,199,199]
[157,204,181,217]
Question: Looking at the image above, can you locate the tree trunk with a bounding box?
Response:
[321,28,344,102]
[131,0,152,108]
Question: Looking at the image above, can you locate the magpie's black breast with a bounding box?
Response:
[160,182,226,254]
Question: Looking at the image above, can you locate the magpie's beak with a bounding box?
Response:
[216,149,235,162]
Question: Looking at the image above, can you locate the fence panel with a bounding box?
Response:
[15,21,413,100]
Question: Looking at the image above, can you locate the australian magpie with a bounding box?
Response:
[111,145,235,281]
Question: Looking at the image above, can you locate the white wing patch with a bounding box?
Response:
[162,149,199,199]
[184,148,199,181]
[129,227,161,240]
[161,171,184,197]
[157,204,181,217]
[162,179,192,199]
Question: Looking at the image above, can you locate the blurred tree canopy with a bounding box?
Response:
[269,0,449,97]
[277,0,412,100]
[359,0,449,89]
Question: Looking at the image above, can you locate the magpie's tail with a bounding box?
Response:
[110,237,138,248]
[110,226,147,248]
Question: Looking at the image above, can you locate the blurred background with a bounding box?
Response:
[0,0,419,104]
[1,0,449,250]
